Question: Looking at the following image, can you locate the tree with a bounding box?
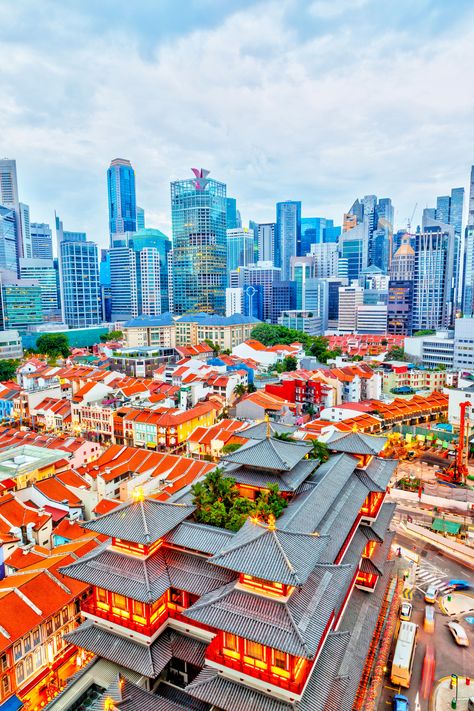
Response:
[253,484,288,522]
[386,346,405,361]
[308,439,330,463]
[272,432,294,442]
[250,323,311,349]
[221,442,242,455]
[281,355,297,372]
[413,329,435,336]
[36,333,70,360]
[247,382,256,393]
[204,339,220,356]
[0,359,19,382]
[308,336,330,362]
[233,383,247,397]
[100,330,123,342]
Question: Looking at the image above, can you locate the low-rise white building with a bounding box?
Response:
[0,329,23,360]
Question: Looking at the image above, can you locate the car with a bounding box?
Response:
[447,621,470,647]
[393,694,410,710]
[424,584,438,603]
[400,602,413,621]
[448,579,471,591]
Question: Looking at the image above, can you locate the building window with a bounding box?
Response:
[2,675,10,695]
[13,643,22,662]
[32,628,41,646]
[34,648,42,668]
[54,614,61,631]
[169,588,184,607]
[245,640,265,661]
[112,593,128,611]
[272,649,288,670]
[0,655,7,673]
[96,588,108,606]
[223,632,238,652]
[16,663,24,684]
[62,607,69,626]
[46,619,53,637]
[23,635,31,653]
[132,600,145,619]
[25,655,33,677]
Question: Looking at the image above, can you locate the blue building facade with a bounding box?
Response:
[275,201,301,279]
[107,158,137,246]
[171,169,227,315]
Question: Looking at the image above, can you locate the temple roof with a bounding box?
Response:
[60,544,234,602]
[209,518,329,586]
[324,431,387,456]
[240,421,297,440]
[222,437,311,472]
[224,458,316,492]
[186,630,350,711]
[91,674,208,711]
[355,458,397,492]
[166,521,235,555]
[82,498,195,545]
[360,502,396,542]
[64,622,206,678]
[183,563,353,658]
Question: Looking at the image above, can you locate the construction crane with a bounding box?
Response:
[437,401,471,486]
[406,203,418,234]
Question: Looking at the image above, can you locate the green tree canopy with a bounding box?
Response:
[36,333,70,360]
[0,359,20,382]
[191,467,288,531]
[309,439,330,462]
[100,330,123,342]
[386,346,405,361]
[413,330,435,336]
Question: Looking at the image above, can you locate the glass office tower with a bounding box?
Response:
[171,169,226,315]
[107,158,137,246]
[275,201,301,279]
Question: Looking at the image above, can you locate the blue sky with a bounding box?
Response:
[1,0,473,247]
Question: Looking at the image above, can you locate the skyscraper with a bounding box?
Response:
[338,221,369,282]
[225,197,241,229]
[257,223,275,263]
[462,165,474,316]
[412,225,454,331]
[56,214,101,328]
[107,158,137,247]
[348,194,394,273]
[171,168,227,315]
[0,158,30,261]
[136,206,145,230]
[19,258,60,320]
[30,223,53,260]
[226,228,254,274]
[275,201,301,279]
[0,271,43,332]
[426,187,465,305]
[0,206,18,272]
[290,255,316,310]
[230,261,281,322]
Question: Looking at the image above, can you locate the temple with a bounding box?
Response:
[48,430,397,711]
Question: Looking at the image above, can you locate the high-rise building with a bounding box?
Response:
[19,258,60,319]
[305,277,329,333]
[412,224,454,332]
[327,277,346,329]
[0,206,18,272]
[171,169,227,315]
[356,304,388,335]
[226,228,254,274]
[338,285,364,332]
[109,247,136,321]
[230,261,281,322]
[99,249,112,322]
[107,158,137,247]
[225,287,243,316]
[388,235,415,336]
[310,242,339,278]
[390,235,415,281]
[225,197,241,229]
[301,217,341,253]
[290,255,316,310]
[257,223,275,263]
[136,206,145,230]
[0,271,43,332]
[462,166,474,317]
[275,201,301,279]
[30,223,53,260]
[347,195,393,274]
[338,221,369,282]
[271,280,296,323]
[0,158,31,261]
[56,214,101,328]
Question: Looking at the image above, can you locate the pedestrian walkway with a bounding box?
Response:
[432,675,474,711]
[439,592,474,617]
[415,561,454,595]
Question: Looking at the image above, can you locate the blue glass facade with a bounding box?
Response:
[226,228,254,274]
[275,201,301,279]
[300,217,340,252]
[0,205,18,272]
[171,170,227,315]
[107,158,137,245]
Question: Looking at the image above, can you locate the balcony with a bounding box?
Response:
[81,596,166,637]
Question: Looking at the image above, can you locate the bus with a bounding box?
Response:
[391,621,418,688]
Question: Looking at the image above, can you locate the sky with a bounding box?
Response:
[1,0,474,248]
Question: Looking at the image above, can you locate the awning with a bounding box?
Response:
[43,505,68,522]
[0,694,23,710]
[432,518,461,535]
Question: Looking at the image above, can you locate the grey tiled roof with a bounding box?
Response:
[209,518,330,585]
[354,468,385,493]
[64,621,207,679]
[222,437,311,471]
[94,675,200,711]
[240,421,297,440]
[59,545,170,602]
[356,458,397,492]
[340,529,367,569]
[82,498,195,544]
[183,563,354,658]
[165,520,235,555]
[154,682,210,711]
[325,431,387,455]
[279,454,358,533]
[164,547,235,595]
[361,502,396,542]
[224,458,316,492]
[318,478,370,562]
[186,631,351,711]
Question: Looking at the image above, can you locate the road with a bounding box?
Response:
[377,527,474,711]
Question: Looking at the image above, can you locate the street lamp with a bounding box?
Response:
[450,673,458,709]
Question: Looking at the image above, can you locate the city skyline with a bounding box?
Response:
[1,0,474,244]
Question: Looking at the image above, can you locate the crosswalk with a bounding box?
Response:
[414,563,454,595]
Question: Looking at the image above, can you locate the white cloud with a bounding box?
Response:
[0,0,473,246]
